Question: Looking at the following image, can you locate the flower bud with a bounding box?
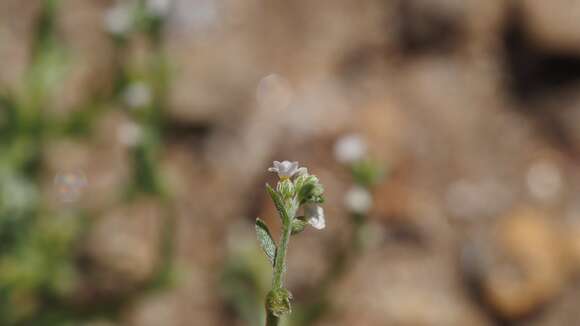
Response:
[297,175,324,204]
[291,217,308,235]
[266,288,293,317]
[304,204,325,229]
[277,179,295,200]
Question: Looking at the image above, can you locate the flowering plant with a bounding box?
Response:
[256,161,325,325]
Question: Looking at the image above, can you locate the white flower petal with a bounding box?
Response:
[290,161,299,171]
[297,167,308,176]
[146,0,172,17]
[269,160,304,179]
[104,3,133,35]
[124,82,152,108]
[308,213,325,230]
[305,204,325,230]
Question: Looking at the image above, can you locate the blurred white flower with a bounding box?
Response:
[1,174,37,210]
[146,0,172,17]
[304,203,325,229]
[268,161,306,179]
[334,134,367,164]
[117,121,143,147]
[345,186,373,214]
[124,82,152,108]
[104,3,133,36]
[172,0,218,33]
[527,160,562,202]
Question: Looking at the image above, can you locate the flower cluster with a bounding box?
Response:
[268,161,325,230]
[256,161,326,323]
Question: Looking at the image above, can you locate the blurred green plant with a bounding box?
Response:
[220,223,272,326]
[0,0,176,324]
[289,135,385,326]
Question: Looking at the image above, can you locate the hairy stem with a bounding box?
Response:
[272,220,291,288]
[266,203,294,326]
[266,309,280,326]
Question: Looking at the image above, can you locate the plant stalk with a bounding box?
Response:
[266,309,280,326]
[266,205,293,326]
[272,220,291,288]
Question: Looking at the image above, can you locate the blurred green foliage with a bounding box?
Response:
[0,0,174,324]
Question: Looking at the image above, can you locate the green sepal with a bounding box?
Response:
[277,179,295,200]
[291,216,308,235]
[266,183,290,223]
[255,218,277,266]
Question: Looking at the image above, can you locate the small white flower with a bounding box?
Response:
[304,203,325,230]
[268,161,306,179]
[104,3,133,36]
[124,82,152,108]
[334,134,367,164]
[146,0,172,17]
[345,186,373,214]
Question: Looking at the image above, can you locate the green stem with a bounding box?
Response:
[266,309,280,326]
[272,220,291,288]
[266,204,293,326]
[295,213,367,325]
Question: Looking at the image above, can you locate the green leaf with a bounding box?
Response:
[297,182,315,204]
[255,218,277,266]
[351,159,385,187]
[266,184,290,223]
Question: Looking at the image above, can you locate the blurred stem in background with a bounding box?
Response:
[219,142,384,326]
[290,136,385,326]
[0,0,77,323]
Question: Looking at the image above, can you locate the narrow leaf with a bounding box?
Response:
[255,218,277,266]
[266,183,290,223]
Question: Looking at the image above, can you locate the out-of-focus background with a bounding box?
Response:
[2,0,580,325]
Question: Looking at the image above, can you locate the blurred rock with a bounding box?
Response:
[42,111,132,210]
[53,0,116,115]
[525,284,580,326]
[520,0,580,52]
[125,292,181,326]
[81,320,117,326]
[0,1,38,90]
[323,249,488,325]
[465,207,570,320]
[564,200,580,273]
[82,198,164,294]
[5,0,580,324]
